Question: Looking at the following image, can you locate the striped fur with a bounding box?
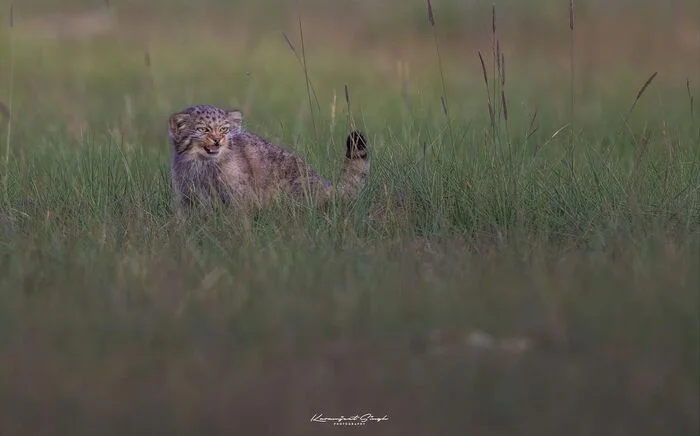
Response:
[168,104,369,211]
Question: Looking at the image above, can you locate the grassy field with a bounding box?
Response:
[0,0,698,435]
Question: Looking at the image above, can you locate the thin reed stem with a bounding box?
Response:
[687,79,695,119]
[492,4,498,127]
[499,50,511,167]
[4,5,16,206]
[344,84,355,133]
[568,0,575,177]
[282,32,321,116]
[297,15,317,140]
[498,48,508,133]
[426,0,455,155]
[688,79,700,146]
[478,51,496,136]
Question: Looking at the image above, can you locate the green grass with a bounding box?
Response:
[0,1,699,435]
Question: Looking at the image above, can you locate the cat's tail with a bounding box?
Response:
[335,130,370,199]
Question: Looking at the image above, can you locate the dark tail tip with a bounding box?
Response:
[346,130,368,160]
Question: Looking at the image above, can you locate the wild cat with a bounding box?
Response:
[167,104,369,211]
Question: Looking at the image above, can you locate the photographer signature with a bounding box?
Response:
[310,413,390,426]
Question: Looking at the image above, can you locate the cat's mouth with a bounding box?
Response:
[203,146,221,155]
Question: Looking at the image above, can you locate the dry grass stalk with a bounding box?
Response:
[492,4,497,123]
[4,3,16,206]
[142,48,164,110]
[425,0,454,152]
[569,0,574,30]
[344,84,356,133]
[499,52,505,87]
[496,41,502,80]
[478,51,496,133]
[634,72,658,102]
[492,3,496,34]
[496,39,501,121]
[526,107,539,140]
[500,53,508,123]
[330,89,337,130]
[627,71,658,118]
[0,102,8,120]
[568,0,576,176]
[440,96,448,117]
[426,0,435,26]
[282,32,296,55]
[686,78,694,118]
[282,31,321,118]
[297,16,317,139]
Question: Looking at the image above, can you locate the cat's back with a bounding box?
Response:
[230,131,327,196]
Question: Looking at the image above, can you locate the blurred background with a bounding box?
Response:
[0,1,698,436]
[1,0,697,135]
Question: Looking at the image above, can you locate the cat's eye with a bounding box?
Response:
[196,126,208,133]
[220,126,230,134]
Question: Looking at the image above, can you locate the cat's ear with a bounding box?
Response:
[227,109,243,134]
[168,111,190,141]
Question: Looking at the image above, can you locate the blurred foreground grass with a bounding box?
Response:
[0,1,698,435]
